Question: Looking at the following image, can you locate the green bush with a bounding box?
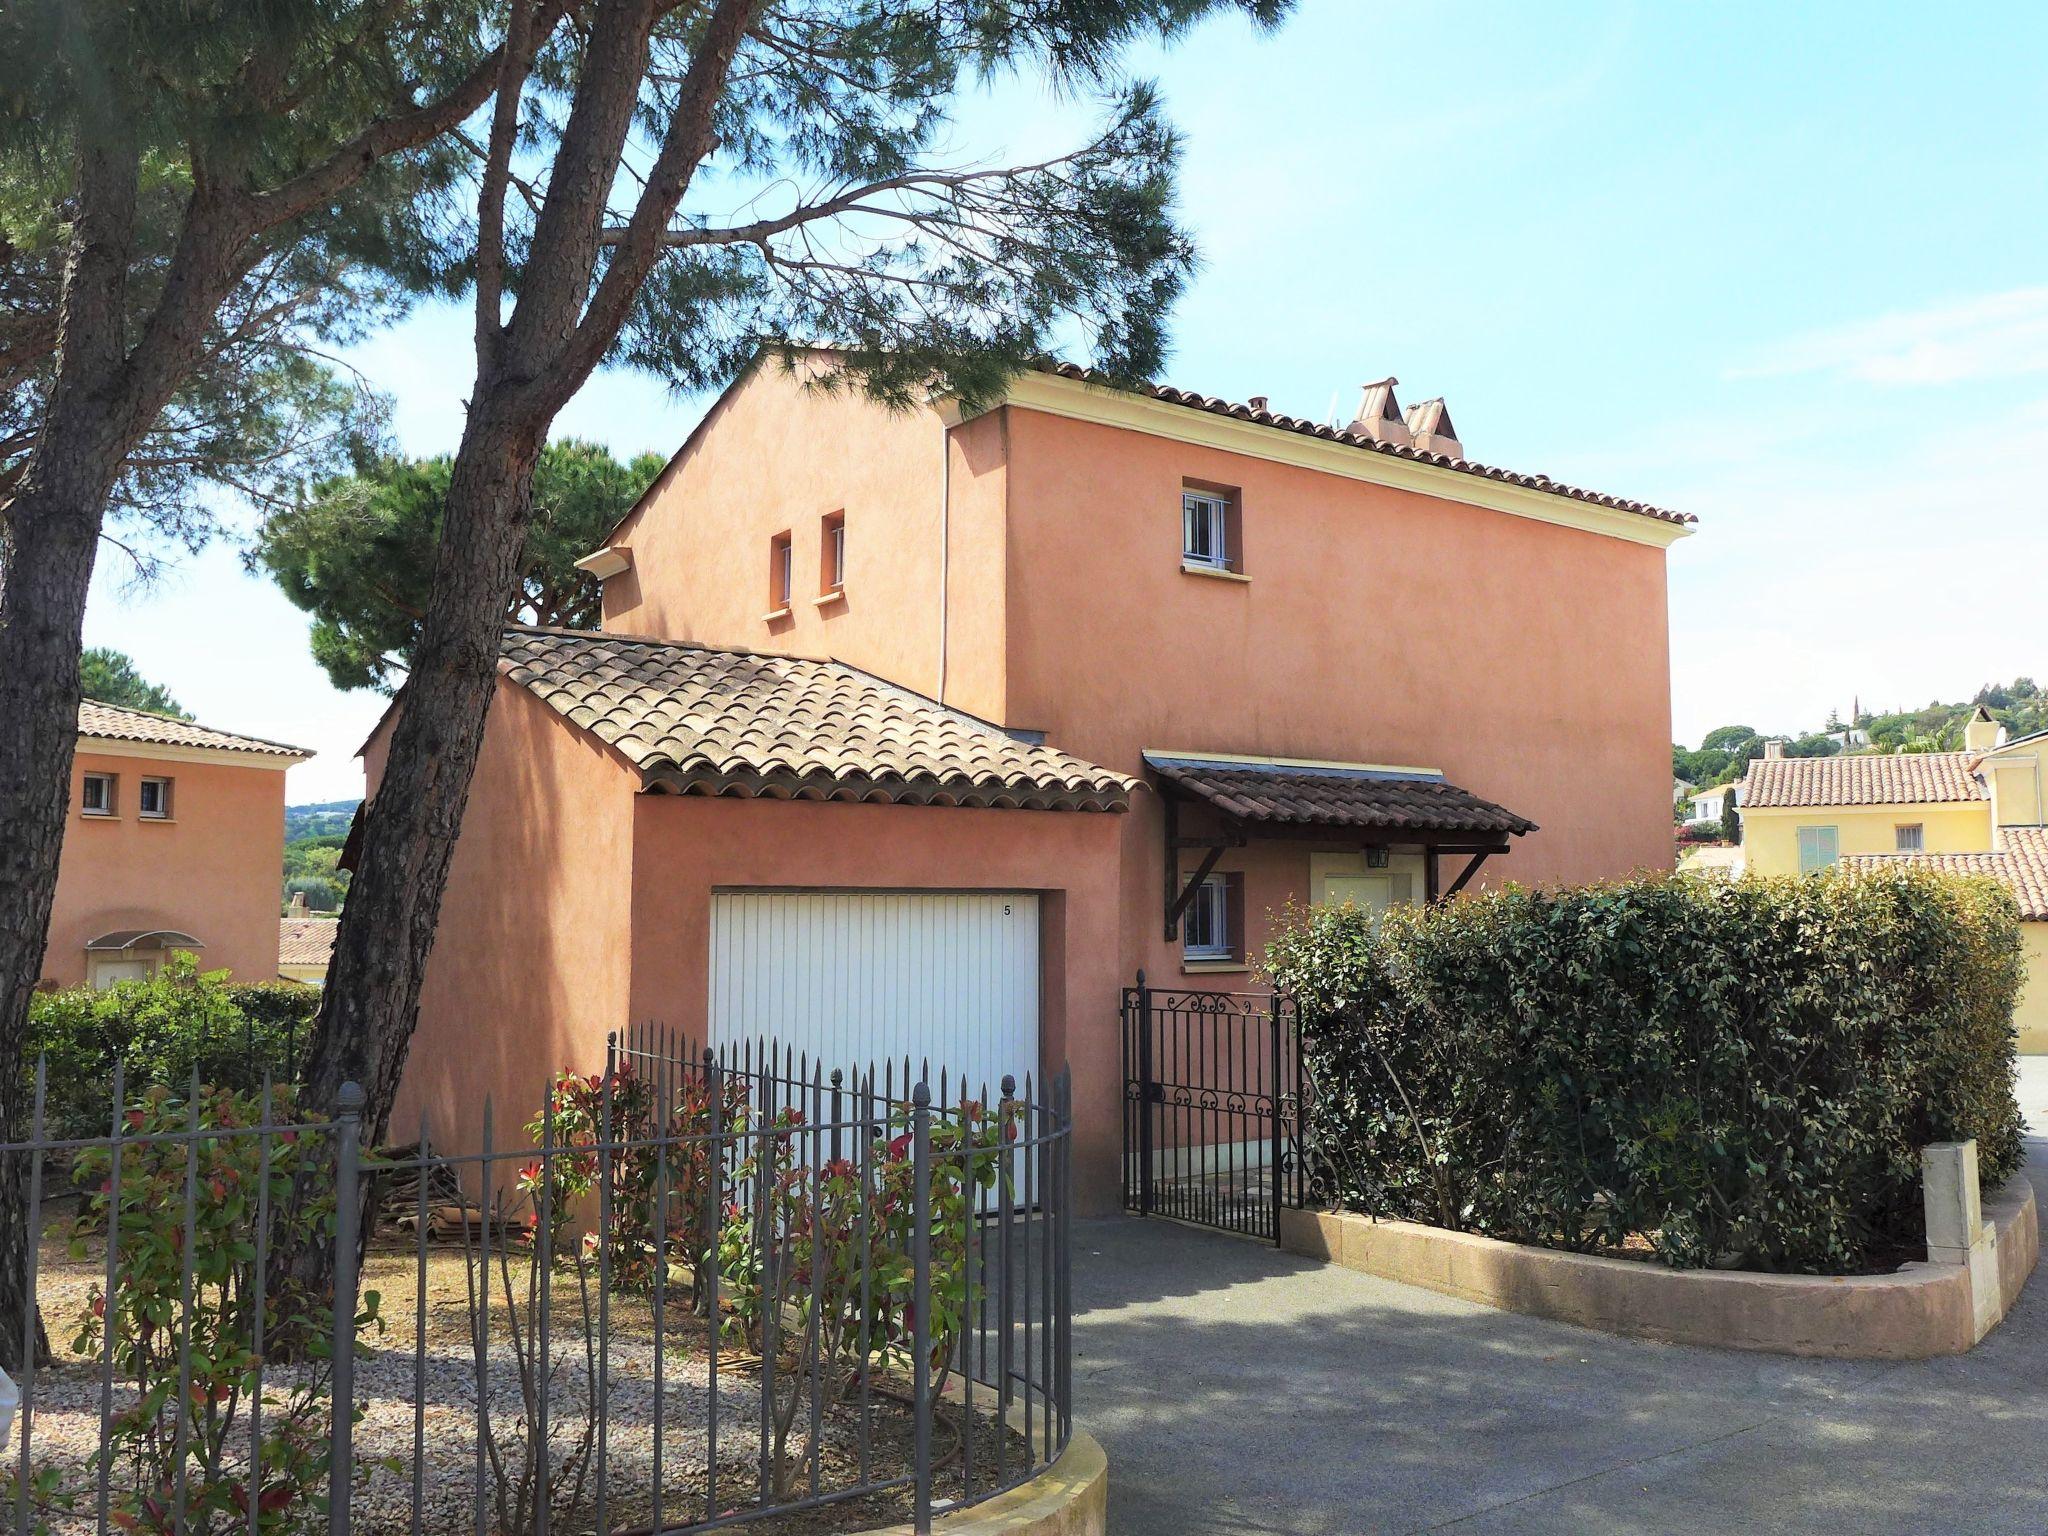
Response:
[26,955,320,1138]
[1265,869,2025,1274]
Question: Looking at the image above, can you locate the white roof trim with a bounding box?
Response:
[996,371,1693,551]
[574,545,633,580]
[76,737,307,770]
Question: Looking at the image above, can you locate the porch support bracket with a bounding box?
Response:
[1163,791,1246,940]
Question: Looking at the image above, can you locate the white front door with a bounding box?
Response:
[709,890,1041,1096]
[1321,874,1394,917]
[88,956,154,990]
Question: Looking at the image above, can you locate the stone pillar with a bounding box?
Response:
[1923,1139,2001,1337]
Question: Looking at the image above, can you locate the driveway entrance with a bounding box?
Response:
[1071,1064,2048,1534]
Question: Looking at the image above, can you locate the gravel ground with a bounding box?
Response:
[17,1216,1022,1535]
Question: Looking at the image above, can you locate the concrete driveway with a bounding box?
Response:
[1071,1062,2048,1534]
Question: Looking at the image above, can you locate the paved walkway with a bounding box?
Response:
[1071,1062,2048,1534]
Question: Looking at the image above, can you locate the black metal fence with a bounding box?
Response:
[1,1030,1073,1535]
[1121,975,1305,1241]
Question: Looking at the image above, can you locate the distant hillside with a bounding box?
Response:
[285,799,361,840]
[1676,677,2045,793]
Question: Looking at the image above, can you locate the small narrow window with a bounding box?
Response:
[821,511,846,592]
[768,531,793,611]
[1797,825,1840,874]
[1182,871,1245,962]
[139,777,172,819]
[81,773,116,817]
[1895,823,1924,853]
[1182,489,1232,570]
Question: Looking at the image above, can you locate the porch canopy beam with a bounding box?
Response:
[1147,750,1537,929]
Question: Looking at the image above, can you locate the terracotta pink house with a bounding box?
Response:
[43,702,309,989]
[378,356,1692,1206]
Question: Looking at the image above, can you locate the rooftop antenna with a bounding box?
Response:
[1322,388,1342,428]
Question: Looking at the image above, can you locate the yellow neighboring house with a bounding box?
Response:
[1741,707,2048,1051]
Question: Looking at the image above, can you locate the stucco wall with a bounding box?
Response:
[600,363,977,701]
[1985,750,2045,828]
[382,680,641,1153]
[991,405,1677,984]
[625,795,1128,1210]
[1742,802,1993,877]
[43,750,289,987]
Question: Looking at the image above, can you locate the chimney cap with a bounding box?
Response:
[1347,379,1412,446]
[1762,738,1786,760]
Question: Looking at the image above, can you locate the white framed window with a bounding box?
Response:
[1895,824,1924,853]
[1183,873,1233,960]
[1797,825,1840,874]
[769,531,793,610]
[138,776,172,819]
[81,773,116,817]
[1182,489,1231,570]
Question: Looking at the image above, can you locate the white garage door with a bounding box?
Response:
[709,891,1041,1097]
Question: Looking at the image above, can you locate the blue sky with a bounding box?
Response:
[82,0,2048,801]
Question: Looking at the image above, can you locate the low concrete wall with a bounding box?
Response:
[867,1431,1107,1535]
[1280,1177,2038,1359]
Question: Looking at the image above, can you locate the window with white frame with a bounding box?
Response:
[1182,873,1235,960]
[81,773,116,817]
[1181,489,1232,570]
[769,531,793,610]
[822,511,846,591]
[1895,823,1924,853]
[139,776,172,819]
[1797,825,1840,874]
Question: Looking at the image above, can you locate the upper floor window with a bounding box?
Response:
[81,772,116,817]
[821,511,846,592]
[1895,823,1924,853]
[1182,488,1233,571]
[769,531,793,611]
[1797,825,1839,874]
[139,776,173,820]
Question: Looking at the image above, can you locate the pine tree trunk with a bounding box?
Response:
[0,124,145,1373]
[282,401,546,1303]
[0,481,104,1374]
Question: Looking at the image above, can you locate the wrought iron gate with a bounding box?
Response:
[1121,974,1304,1241]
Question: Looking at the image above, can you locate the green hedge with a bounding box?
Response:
[1265,869,2025,1274]
[26,954,321,1138]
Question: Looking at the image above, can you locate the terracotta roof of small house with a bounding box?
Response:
[1742,751,1985,809]
[1144,752,1537,838]
[279,917,339,968]
[1842,827,2048,921]
[501,628,1134,811]
[1036,362,1692,529]
[78,699,310,759]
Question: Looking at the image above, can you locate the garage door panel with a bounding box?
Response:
[709,891,1040,1098]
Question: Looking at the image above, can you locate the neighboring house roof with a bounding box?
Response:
[1036,361,1693,529]
[1842,827,2048,921]
[279,917,340,969]
[78,699,311,759]
[1742,752,1986,809]
[500,627,1135,811]
[1143,752,1537,837]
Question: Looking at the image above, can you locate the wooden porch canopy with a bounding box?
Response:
[1144,751,1539,939]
